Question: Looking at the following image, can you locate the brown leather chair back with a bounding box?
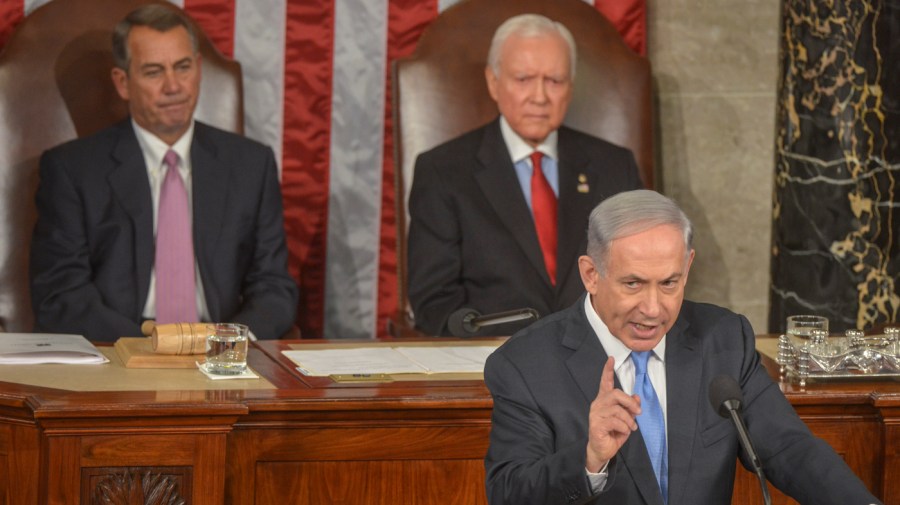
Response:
[0,0,243,332]
[392,0,653,324]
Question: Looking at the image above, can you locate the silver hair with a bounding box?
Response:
[112,4,198,72]
[487,14,577,80]
[586,190,694,275]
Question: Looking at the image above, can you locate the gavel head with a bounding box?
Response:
[145,321,209,355]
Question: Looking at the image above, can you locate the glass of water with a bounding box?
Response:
[786,315,829,341]
[205,323,249,375]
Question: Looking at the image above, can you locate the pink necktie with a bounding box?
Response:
[530,151,557,285]
[155,150,198,324]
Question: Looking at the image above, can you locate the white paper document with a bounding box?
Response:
[396,346,497,373]
[283,345,500,376]
[284,348,428,375]
[0,333,109,365]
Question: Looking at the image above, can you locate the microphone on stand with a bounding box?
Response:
[708,375,772,505]
[447,307,539,337]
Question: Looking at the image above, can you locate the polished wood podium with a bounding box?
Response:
[0,337,896,505]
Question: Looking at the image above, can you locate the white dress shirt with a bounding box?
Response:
[498,115,560,208]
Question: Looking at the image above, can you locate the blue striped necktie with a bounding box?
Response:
[632,350,668,502]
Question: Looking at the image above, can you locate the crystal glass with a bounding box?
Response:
[204,323,249,375]
[786,315,829,341]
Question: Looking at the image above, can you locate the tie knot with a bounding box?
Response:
[163,149,179,171]
[631,351,652,375]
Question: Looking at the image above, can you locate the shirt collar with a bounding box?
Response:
[583,295,667,374]
[498,115,558,164]
[132,119,195,173]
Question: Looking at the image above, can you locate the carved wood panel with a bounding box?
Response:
[82,467,192,505]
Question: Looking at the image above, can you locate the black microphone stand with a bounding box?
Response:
[709,375,772,505]
[725,406,771,505]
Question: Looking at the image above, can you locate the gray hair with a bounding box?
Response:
[586,190,694,275]
[487,14,577,80]
[112,4,198,72]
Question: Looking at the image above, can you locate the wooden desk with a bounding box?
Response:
[0,337,896,504]
[0,339,495,505]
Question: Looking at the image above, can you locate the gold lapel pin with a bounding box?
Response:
[577,173,589,193]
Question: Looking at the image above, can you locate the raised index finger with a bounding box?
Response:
[598,356,616,395]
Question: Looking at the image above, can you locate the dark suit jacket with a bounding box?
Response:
[30,120,298,341]
[407,118,643,336]
[484,297,880,505]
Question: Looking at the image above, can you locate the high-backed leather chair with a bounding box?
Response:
[0,0,243,332]
[391,0,653,330]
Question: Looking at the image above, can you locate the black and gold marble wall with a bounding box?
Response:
[771,0,900,333]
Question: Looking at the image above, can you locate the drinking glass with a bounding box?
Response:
[786,315,829,340]
[205,323,249,375]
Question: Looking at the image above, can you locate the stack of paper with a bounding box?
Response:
[283,345,498,376]
[0,334,109,365]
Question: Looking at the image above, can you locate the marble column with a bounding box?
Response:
[770,0,900,333]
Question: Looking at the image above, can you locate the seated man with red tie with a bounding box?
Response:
[407,14,643,336]
[29,4,298,342]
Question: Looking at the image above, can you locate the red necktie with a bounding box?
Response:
[530,151,557,285]
[155,150,198,324]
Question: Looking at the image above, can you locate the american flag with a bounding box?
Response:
[0,0,646,338]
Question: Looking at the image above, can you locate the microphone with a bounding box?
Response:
[447,307,539,337]
[708,375,771,505]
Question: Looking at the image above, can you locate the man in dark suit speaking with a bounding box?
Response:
[484,190,880,504]
[407,14,643,336]
[30,5,298,341]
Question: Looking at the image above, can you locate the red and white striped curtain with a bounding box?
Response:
[0,0,646,339]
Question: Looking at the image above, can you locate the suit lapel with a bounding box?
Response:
[555,128,595,295]
[474,120,550,285]
[663,316,701,505]
[108,122,153,315]
[561,302,606,404]
[190,124,229,319]
[562,301,665,505]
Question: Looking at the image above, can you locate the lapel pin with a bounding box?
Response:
[577,174,589,193]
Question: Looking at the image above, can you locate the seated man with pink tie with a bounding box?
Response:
[406,14,643,336]
[29,5,297,342]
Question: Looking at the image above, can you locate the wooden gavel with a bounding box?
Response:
[141,321,209,355]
